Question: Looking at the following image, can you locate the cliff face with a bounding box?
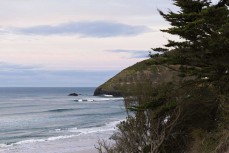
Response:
[94,57,182,96]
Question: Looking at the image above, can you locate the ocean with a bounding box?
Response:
[0,87,126,153]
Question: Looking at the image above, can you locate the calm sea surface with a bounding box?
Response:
[0,87,126,153]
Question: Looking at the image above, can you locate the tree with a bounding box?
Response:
[97,1,229,152]
[155,1,229,152]
[156,0,229,69]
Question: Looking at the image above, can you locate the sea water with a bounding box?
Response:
[0,87,126,153]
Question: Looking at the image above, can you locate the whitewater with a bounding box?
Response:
[0,87,126,153]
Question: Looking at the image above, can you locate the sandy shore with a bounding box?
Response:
[75,149,97,153]
[0,132,112,153]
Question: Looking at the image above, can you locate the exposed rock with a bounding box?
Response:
[94,87,122,97]
[68,93,78,96]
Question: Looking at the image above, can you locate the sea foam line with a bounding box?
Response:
[0,119,125,149]
[74,97,124,102]
[68,119,125,134]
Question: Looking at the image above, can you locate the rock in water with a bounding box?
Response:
[68,93,78,96]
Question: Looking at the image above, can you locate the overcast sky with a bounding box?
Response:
[0,0,177,87]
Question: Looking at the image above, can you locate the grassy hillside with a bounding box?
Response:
[94,56,182,96]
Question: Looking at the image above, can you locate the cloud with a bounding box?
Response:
[8,21,151,37]
[108,49,159,58]
[0,62,119,87]
[0,62,40,71]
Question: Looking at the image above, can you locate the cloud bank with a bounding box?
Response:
[0,62,40,71]
[9,21,150,37]
[0,62,118,87]
[108,49,159,58]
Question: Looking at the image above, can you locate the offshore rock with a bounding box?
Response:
[68,93,79,96]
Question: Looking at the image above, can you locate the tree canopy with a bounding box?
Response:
[97,1,229,152]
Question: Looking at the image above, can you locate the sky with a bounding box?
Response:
[0,0,178,87]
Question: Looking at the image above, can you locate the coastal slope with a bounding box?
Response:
[94,55,228,152]
[94,57,181,97]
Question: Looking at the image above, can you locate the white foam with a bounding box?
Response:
[0,144,9,148]
[68,119,125,134]
[106,119,125,127]
[94,98,110,101]
[11,135,79,147]
[75,97,124,102]
[14,139,46,145]
[0,119,125,151]
[103,94,113,97]
[47,135,76,141]
[76,99,83,102]
[68,127,78,131]
[93,97,124,102]
[74,99,94,102]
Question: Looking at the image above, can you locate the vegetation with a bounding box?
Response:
[96,0,229,152]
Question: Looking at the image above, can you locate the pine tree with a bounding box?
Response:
[154,1,229,151]
[155,0,229,70]
[97,1,229,152]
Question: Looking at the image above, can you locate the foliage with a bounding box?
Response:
[96,0,229,152]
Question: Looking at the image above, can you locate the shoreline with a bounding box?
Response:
[76,149,97,153]
[0,132,109,153]
[0,88,125,153]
